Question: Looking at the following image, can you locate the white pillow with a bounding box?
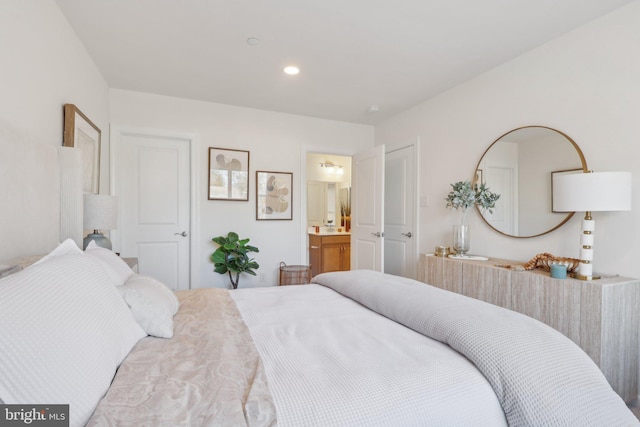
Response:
[31,238,82,266]
[84,240,134,286]
[0,253,146,427]
[118,274,180,338]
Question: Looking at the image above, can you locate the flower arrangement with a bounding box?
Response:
[445,181,500,224]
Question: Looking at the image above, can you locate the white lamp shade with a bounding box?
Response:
[83,194,118,230]
[552,171,632,213]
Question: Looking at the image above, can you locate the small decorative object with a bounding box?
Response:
[514,253,580,272]
[445,180,500,257]
[256,171,293,220]
[550,263,567,279]
[63,104,101,194]
[434,246,449,257]
[340,188,351,232]
[83,194,118,250]
[208,147,249,201]
[211,232,259,289]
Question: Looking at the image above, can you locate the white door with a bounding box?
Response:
[481,141,518,235]
[351,145,384,271]
[113,129,191,290]
[384,145,416,278]
[485,167,516,235]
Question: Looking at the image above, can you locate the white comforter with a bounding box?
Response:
[232,282,507,426]
[233,270,638,427]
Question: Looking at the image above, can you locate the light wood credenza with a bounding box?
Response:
[418,254,640,402]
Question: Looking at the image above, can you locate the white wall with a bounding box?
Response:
[375,1,640,279]
[109,89,373,288]
[0,1,109,258]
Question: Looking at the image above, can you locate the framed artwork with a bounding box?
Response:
[208,147,250,201]
[551,168,583,212]
[63,104,101,194]
[256,171,293,220]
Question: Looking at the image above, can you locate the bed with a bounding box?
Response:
[0,240,637,427]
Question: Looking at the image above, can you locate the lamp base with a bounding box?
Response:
[570,273,602,281]
[83,231,112,250]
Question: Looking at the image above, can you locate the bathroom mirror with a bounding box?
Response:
[475,126,587,238]
[306,153,352,228]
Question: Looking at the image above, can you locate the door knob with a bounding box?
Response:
[371,232,382,238]
[402,232,412,238]
[174,231,188,237]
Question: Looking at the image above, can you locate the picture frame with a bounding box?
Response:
[63,104,101,194]
[208,147,250,201]
[551,168,583,212]
[256,171,293,220]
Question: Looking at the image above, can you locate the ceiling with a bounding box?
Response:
[55,0,632,125]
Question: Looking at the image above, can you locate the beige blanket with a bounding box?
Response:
[87,289,276,427]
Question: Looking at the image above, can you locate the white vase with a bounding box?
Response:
[453,224,470,256]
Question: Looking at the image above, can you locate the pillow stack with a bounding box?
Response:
[0,239,181,427]
[84,240,135,286]
[84,241,180,338]
[0,240,146,427]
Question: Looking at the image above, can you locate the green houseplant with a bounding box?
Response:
[445,181,500,224]
[211,232,260,289]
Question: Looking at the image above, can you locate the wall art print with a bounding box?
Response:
[256,171,293,220]
[63,104,101,194]
[208,147,250,201]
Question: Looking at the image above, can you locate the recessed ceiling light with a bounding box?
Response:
[284,66,300,75]
[368,105,380,113]
[246,37,260,46]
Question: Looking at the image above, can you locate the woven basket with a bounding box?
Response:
[538,257,581,273]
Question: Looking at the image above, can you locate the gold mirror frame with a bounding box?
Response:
[475,126,588,238]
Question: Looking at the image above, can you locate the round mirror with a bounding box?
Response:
[475,126,587,238]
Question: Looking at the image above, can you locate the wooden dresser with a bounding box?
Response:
[418,254,640,402]
[309,234,351,277]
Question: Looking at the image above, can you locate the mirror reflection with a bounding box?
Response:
[306,153,352,231]
[476,126,587,238]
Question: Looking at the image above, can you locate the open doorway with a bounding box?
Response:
[306,153,352,229]
[306,153,352,276]
[303,141,419,280]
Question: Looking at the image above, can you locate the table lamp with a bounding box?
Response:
[83,194,118,250]
[552,171,631,280]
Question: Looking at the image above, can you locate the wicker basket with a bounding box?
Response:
[279,262,312,285]
[538,257,581,273]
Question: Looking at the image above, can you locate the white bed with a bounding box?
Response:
[0,242,636,427]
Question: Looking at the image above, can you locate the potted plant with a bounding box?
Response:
[211,232,260,289]
[445,181,500,256]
